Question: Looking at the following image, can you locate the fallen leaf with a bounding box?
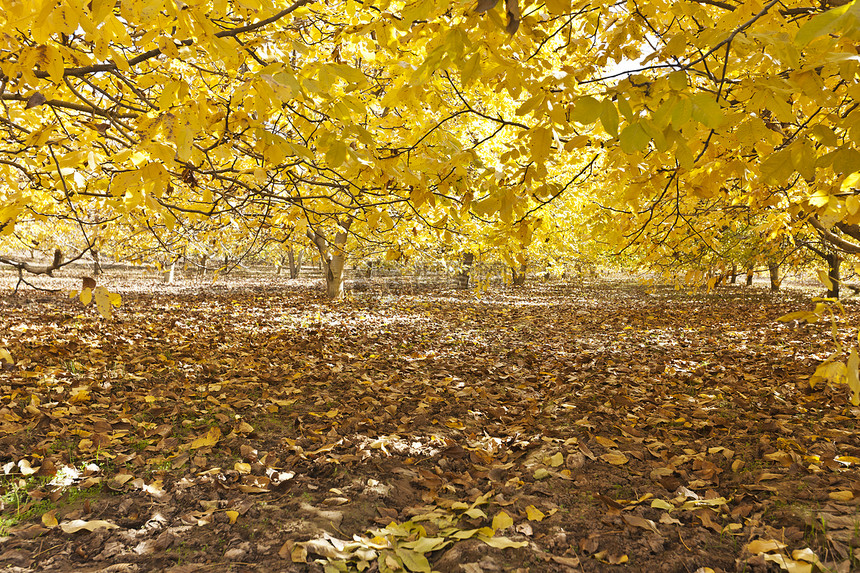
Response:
[600,451,628,465]
[622,514,661,535]
[190,426,221,449]
[41,510,58,527]
[492,510,513,531]
[525,505,545,521]
[747,539,787,554]
[59,519,119,533]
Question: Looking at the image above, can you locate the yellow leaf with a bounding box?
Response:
[545,0,571,16]
[492,510,513,531]
[42,510,59,527]
[593,436,617,448]
[0,347,12,364]
[69,389,91,404]
[747,539,787,554]
[291,544,307,563]
[828,490,854,501]
[226,510,239,524]
[94,286,113,318]
[395,547,431,573]
[600,451,629,465]
[847,348,860,406]
[530,127,553,160]
[547,452,564,467]
[80,287,93,306]
[811,360,846,388]
[763,553,813,573]
[190,426,221,449]
[525,505,545,521]
[650,499,674,511]
[234,462,252,474]
[478,535,528,549]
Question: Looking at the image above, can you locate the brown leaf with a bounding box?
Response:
[505,0,521,34]
[25,93,47,109]
[475,0,499,13]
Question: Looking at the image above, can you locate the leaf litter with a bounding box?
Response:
[0,276,859,572]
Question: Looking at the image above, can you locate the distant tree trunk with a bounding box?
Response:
[288,247,303,279]
[511,263,527,286]
[729,263,737,284]
[92,250,102,277]
[455,252,474,289]
[307,219,352,300]
[200,255,208,277]
[768,262,781,291]
[746,266,754,286]
[365,260,374,279]
[164,260,176,284]
[826,253,841,299]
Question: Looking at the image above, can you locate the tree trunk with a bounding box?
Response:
[307,219,352,300]
[164,260,176,284]
[729,263,737,284]
[746,266,754,286]
[288,247,303,279]
[826,252,841,299]
[768,262,781,291]
[455,252,474,289]
[92,250,102,276]
[511,263,526,286]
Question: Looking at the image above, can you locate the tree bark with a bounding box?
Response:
[768,262,781,291]
[455,252,474,289]
[746,266,754,286]
[164,260,176,284]
[511,262,526,286]
[826,252,841,299]
[92,250,102,276]
[288,247,303,279]
[729,263,737,284]
[307,219,352,299]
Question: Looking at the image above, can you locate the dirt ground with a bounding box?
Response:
[0,274,859,572]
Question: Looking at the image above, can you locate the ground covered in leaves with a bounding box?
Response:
[1,276,860,573]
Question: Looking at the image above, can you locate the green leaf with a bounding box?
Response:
[668,70,687,90]
[571,96,602,124]
[620,123,650,154]
[600,100,619,137]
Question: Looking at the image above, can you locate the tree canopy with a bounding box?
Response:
[1,0,860,290]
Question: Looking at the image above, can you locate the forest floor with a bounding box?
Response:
[1,275,859,573]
